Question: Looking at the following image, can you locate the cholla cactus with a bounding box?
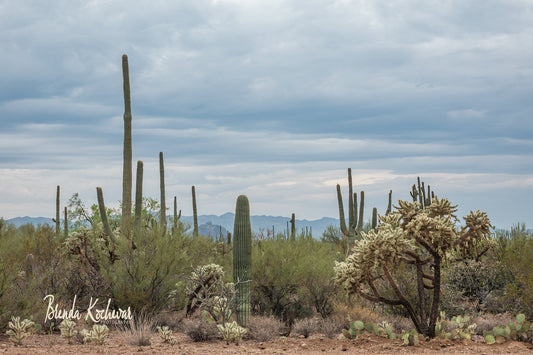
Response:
[6,317,35,346]
[81,324,109,345]
[59,319,78,344]
[156,326,176,344]
[335,188,493,339]
[217,321,247,345]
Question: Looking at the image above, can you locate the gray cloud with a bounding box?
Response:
[0,0,532,229]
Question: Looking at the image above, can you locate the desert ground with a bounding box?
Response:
[1,331,532,354]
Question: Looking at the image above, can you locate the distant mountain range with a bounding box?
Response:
[4,214,339,238]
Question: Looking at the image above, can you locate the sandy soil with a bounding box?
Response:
[1,331,532,354]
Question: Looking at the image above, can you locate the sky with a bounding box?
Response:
[1,0,532,230]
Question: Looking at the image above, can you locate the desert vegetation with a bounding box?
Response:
[1,55,532,353]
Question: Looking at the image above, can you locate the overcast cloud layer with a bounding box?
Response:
[1,0,532,229]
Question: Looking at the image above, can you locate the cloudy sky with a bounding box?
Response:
[1,0,532,229]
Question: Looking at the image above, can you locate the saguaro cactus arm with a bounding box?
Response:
[96,187,116,245]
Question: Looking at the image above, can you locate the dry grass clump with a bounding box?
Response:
[473,312,514,335]
[293,318,319,338]
[154,310,185,331]
[119,315,154,346]
[386,314,415,334]
[247,316,283,342]
[181,318,218,342]
[317,317,344,339]
[331,301,381,329]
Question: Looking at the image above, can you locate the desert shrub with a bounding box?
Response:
[247,316,283,341]
[0,224,69,328]
[441,259,506,315]
[98,223,191,315]
[252,237,336,325]
[495,224,533,317]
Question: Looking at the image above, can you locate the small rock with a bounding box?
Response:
[300,343,308,349]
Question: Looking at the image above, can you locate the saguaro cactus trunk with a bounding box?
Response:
[134,160,143,230]
[55,185,60,238]
[121,54,133,237]
[233,195,252,327]
[64,207,68,238]
[159,152,166,235]
[192,186,198,238]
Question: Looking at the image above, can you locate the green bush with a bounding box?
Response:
[252,236,337,325]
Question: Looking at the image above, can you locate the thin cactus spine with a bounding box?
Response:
[233,195,252,327]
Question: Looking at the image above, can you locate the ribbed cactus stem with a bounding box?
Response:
[192,186,198,238]
[97,187,116,244]
[55,185,60,238]
[336,184,348,236]
[64,207,68,238]
[357,191,364,232]
[159,152,166,235]
[233,195,252,327]
[353,192,358,231]
[372,207,378,229]
[134,160,143,230]
[121,54,133,238]
[348,168,354,232]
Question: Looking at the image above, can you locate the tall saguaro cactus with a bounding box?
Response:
[159,152,166,235]
[192,186,198,238]
[336,168,365,241]
[121,54,133,237]
[233,195,252,327]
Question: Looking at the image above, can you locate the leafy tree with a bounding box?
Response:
[335,198,492,337]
